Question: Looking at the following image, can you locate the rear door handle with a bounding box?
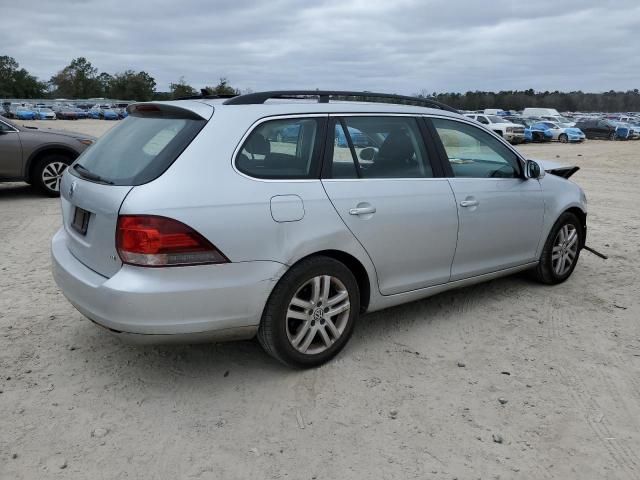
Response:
[349,206,376,215]
[460,200,479,208]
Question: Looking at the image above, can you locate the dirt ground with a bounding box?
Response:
[1,119,639,480]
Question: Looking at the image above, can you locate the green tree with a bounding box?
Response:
[97,72,114,97]
[108,70,156,101]
[0,56,47,98]
[169,76,197,99]
[50,57,101,98]
[204,78,238,96]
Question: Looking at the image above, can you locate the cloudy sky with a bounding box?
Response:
[4,0,640,94]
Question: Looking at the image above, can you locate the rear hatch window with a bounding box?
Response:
[70,104,207,186]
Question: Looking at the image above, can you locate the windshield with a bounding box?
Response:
[72,108,207,186]
[488,115,508,123]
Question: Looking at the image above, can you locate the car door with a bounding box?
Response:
[0,119,23,179]
[428,117,544,281]
[596,120,611,139]
[321,115,459,295]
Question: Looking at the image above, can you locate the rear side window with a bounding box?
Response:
[328,116,432,179]
[71,106,206,186]
[236,118,323,179]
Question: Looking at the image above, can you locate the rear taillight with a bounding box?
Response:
[116,215,228,267]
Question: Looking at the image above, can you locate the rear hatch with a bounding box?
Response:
[60,101,213,278]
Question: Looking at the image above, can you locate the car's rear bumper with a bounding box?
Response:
[51,227,286,341]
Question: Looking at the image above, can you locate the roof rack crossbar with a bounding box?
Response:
[222,90,457,112]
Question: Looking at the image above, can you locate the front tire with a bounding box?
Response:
[532,212,583,285]
[33,154,71,197]
[258,256,360,368]
[558,133,568,143]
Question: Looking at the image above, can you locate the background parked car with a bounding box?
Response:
[0,114,95,195]
[34,107,57,120]
[335,125,374,147]
[14,107,37,120]
[538,121,585,143]
[54,107,79,120]
[575,119,621,140]
[464,113,526,144]
[73,107,89,119]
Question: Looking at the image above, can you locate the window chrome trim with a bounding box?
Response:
[0,119,19,133]
[231,113,327,183]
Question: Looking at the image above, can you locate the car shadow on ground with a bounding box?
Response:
[0,182,43,200]
[66,273,544,387]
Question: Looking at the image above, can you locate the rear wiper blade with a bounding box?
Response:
[73,164,114,185]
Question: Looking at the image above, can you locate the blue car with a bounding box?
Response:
[102,108,119,120]
[271,124,301,143]
[335,126,373,147]
[506,117,552,143]
[15,107,37,120]
[612,122,631,140]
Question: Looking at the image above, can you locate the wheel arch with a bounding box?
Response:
[564,206,587,248]
[26,146,79,182]
[287,250,371,313]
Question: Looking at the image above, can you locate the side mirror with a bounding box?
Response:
[359,147,376,161]
[525,159,545,179]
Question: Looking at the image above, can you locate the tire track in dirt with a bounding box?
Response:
[555,364,640,479]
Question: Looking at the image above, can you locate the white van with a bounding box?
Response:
[522,108,561,118]
[483,109,507,116]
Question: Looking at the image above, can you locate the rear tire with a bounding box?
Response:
[609,132,616,141]
[532,212,583,285]
[33,154,71,197]
[258,256,360,368]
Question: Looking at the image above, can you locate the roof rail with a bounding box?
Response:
[222,90,458,112]
[175,89,239,101]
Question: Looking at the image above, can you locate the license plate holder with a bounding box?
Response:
[71,207,90,235]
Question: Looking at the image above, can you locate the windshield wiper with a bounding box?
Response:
[73,163,114,185]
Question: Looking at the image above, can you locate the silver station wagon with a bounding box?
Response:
[51,91,588,367]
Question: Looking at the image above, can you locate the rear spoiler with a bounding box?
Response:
[545,165,580,179]
[127,101,213,120]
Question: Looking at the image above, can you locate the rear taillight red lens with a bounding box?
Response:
[116,215,228,267]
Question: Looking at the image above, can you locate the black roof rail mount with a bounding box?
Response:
[223,90,458,112]
[174,91,239,101]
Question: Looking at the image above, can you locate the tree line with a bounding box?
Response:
[416,89,640,112]
[0,56,238,101]
[2,55,639,111]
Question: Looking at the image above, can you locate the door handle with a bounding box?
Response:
[349,206,376,215]
[460,200,479,208]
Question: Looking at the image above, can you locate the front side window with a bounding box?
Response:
[432,118,521,179]
[329,116,432,179]
[236,118,321,179]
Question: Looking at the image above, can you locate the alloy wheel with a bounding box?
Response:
[552,224,579,276]
[285,275,351,355]
[41,161,68,192]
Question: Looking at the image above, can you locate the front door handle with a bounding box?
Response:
[349,206,376,215]
[460,199,479,208]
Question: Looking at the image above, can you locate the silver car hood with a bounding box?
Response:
[531,158,580,179]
